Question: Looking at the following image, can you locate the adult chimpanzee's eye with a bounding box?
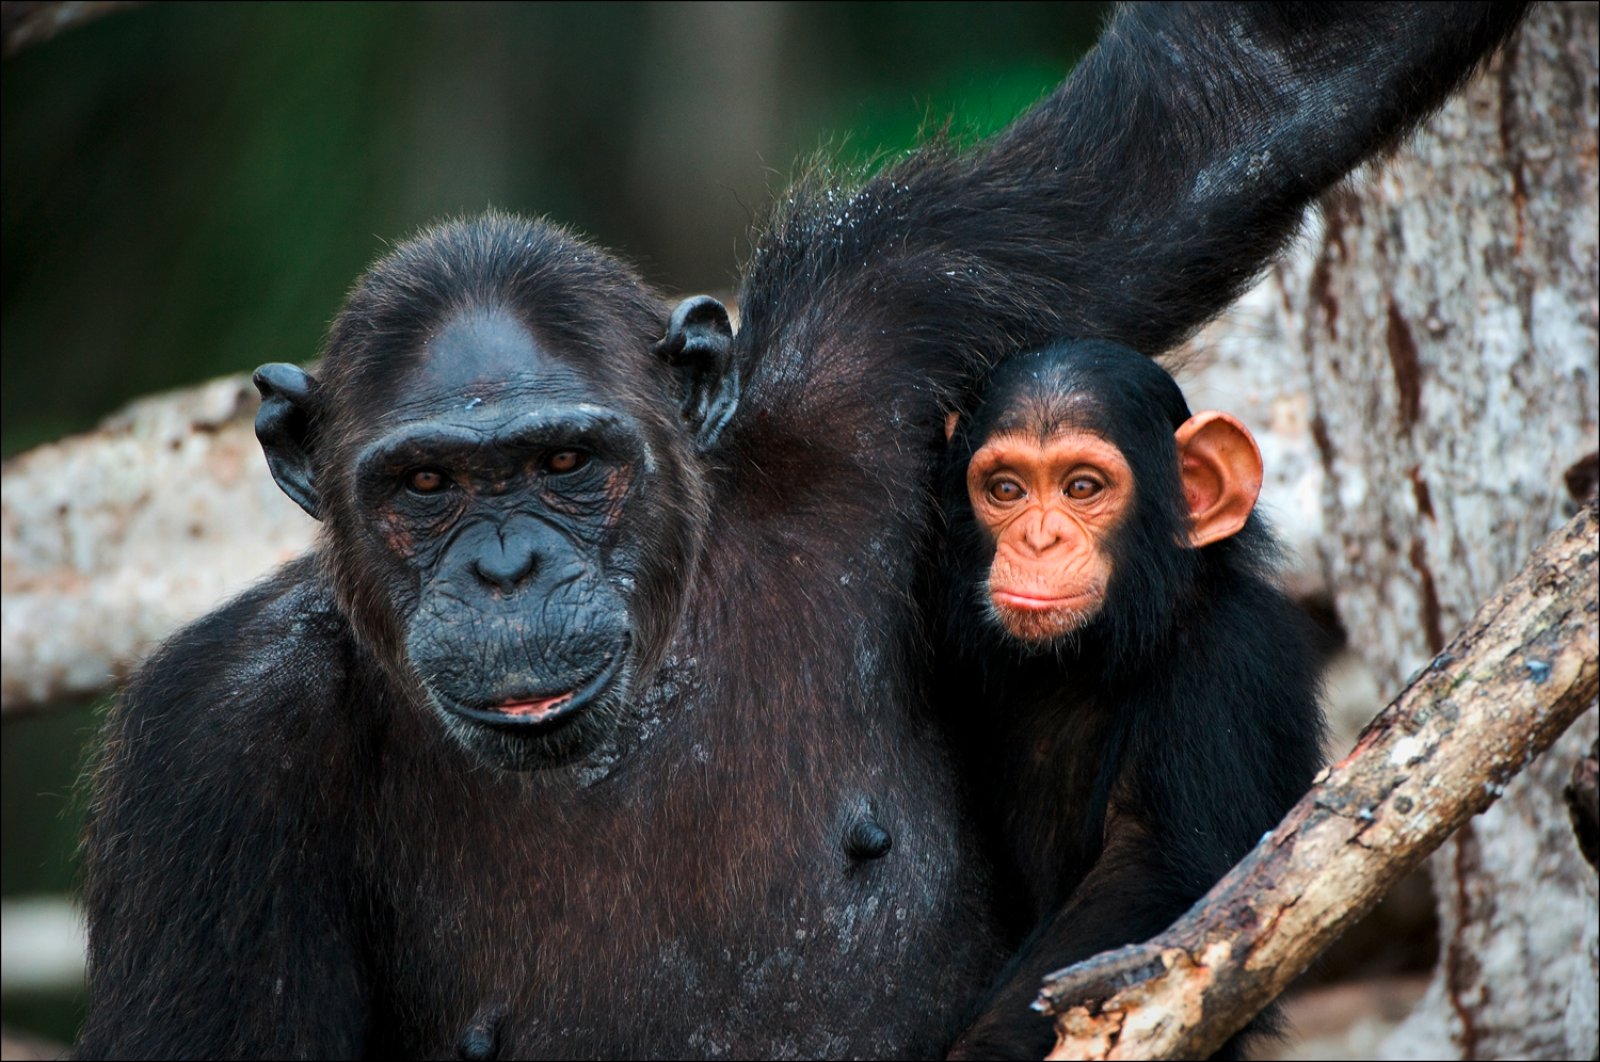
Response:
[988,478,1025,503]
[544,450,588,475]
[407,468,450,494]
[1065,477,1102,500]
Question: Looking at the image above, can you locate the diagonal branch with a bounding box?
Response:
[1036,501,1599,1061]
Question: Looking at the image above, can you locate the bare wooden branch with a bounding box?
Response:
[0,375,316,714]
[1037,501,1600,1061]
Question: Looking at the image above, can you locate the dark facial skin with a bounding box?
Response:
[939,340,1325,1061]
[254,305,680,770]
[250,249,717,775]
[346,309,646,762]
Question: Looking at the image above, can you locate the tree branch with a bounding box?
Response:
[0,374,316,714]
[1036,501,1600,1061]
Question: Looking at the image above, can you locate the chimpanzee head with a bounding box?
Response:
[252,213,736,768]
[943,338,1263,668]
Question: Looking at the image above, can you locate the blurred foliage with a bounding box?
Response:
[2,1,1103,456]
[1,1,1103,1044]
[0,699,97,1042]
[0,700,98,897]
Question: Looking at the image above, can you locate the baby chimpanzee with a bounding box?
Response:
[937,338,1326,1060]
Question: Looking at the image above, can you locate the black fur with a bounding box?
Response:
[78,5,1525,1057]
[939,341,1327,1060]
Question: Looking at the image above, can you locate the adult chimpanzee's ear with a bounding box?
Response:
[252,363,323,521]
[654,295,739,449]
[1174,411,1262,548]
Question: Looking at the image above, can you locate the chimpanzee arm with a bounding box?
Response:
[950,802,1289,1062]
[946,823,1191,1062]
[728,2,1527,465]
[955,0,1532,354]
[76,560,371,1060]
[949,576,1327,1062]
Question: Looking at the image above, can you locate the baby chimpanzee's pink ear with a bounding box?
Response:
[1174,411,1262,548]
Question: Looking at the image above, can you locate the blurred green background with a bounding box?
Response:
[2,1,1106,455]
[1,1,1103,1045]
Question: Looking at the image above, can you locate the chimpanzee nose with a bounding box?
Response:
[1020,510,1065,554]
[472,533,538,591]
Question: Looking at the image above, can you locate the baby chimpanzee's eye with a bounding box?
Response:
[988,478,1025,503]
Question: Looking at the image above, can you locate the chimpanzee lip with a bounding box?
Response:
[992,588,1098,611]
[440,643,628,734]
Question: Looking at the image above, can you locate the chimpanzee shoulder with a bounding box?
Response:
[80,558,375,1059]
[106,558,355,753]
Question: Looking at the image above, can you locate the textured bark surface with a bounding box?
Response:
[1292,4,1597,709]
[1282,7,1600,1058]
[1175,6,1599,1058]
[0,375,316,713]
[1171,7,1600,1057]
[1037,504,1599,1061]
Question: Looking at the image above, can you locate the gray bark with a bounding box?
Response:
[1186,5,1600,1058]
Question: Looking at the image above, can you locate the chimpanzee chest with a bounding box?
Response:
[361,713,1006,1058]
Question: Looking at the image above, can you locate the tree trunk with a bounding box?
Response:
[1204,5,1599,1058]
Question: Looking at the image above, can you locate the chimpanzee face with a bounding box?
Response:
[344,309,652,764]
[965,425,1134,643]
[948,341,1264,654]
[251,214,740,771]
[256,303,714,770]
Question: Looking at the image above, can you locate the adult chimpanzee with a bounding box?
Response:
[936,340,1324,1060]
[78,5,1525,1058]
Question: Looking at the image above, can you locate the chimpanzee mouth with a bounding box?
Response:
[440,644,629,735]
[992,588,1099,612]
